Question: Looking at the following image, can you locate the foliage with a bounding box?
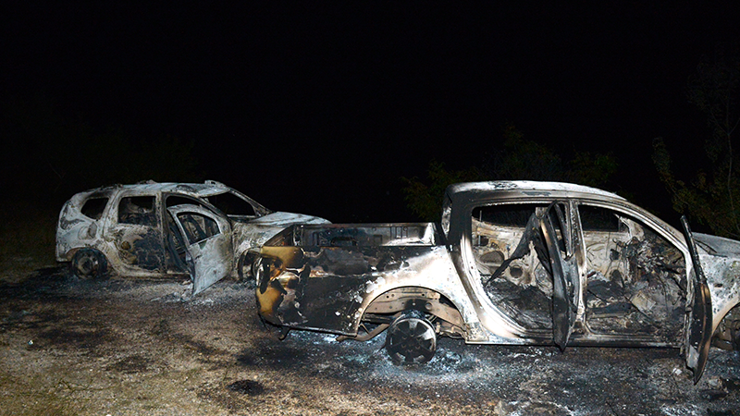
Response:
[567,151,619,189]
[402,125,618,221]
[482,125,565,181]
[402,161,482,221]
[653,44,740,238]
[482,125,618,186]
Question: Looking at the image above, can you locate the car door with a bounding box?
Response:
[680,216,713,383]
[167,204,233,295]
[109,194,166,274]
[539,204,579,349]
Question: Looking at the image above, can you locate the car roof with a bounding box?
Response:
[447,181,624,200]
[441,181,686,245]
[446,181,626,202]
[83,180,234,198]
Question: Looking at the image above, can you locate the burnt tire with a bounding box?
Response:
[385,310,437,364]
[730,320,740,351]
[71,248,109,280]
[237,252,257,283]
[713,307,740,351]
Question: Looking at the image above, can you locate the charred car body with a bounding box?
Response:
[252,181,740,381]
[56,180,329,294]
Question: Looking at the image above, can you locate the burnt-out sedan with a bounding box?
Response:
[245,181,740,382]
[56,180,329,294]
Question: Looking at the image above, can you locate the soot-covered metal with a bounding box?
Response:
[56,180,329,294]
[255,181,740,381]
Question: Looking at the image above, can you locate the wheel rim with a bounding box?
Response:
[77,253,98,276]
[386,314,436,364]
[72,249,107,279]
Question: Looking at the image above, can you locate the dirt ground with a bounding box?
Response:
[2,268,740,416]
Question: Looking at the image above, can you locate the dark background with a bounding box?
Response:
[2,2,739,225]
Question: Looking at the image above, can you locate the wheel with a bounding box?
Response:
[713,307,740,351]
[237,252,257,283]
[385,310,437,364]
[71,248,108,279]
[731,320,740,351]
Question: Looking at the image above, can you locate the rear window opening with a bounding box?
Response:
[80,197,109,220]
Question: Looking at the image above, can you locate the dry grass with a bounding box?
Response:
[0,201,57,283]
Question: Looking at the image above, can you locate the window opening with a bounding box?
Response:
[81,197,108,220]
[205,192,256,217]
[118,196,156,227]
[578,204,686,340]
[471,203,564,330]
[177,212,220,245]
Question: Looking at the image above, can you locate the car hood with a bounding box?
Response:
[250,211,330,227]
[232,211,330,251]
[694,233,740,258]
[693,233,740,330]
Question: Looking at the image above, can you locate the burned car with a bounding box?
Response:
[249,181,740,381]
[56,180,329,294]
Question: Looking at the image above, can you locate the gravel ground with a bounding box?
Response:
[1,268,740,415]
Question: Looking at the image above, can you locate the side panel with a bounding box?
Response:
[256,245,458,335]
[56,192,111,261]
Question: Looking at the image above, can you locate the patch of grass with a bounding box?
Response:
[0,368,89,416]
[0,201,57,283]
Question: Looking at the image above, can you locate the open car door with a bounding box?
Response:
[680,216,713,383]
[167,204,233,295]
[539,204,579,350]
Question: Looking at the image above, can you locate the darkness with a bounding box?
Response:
[2,3,739,224]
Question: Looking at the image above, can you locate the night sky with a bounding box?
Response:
[3,3,740,224]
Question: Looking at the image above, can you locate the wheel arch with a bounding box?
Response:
[65,245,109,265]
[236,249,258,281]
[70,247,110,279]
[353,285,468,339]
[713,301,740,350]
